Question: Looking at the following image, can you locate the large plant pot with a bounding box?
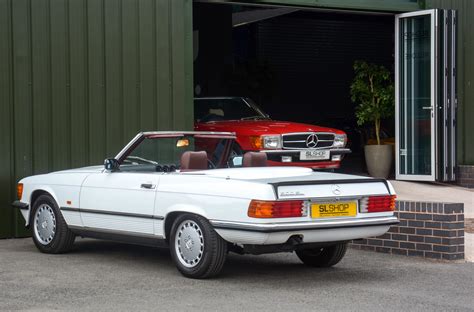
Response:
[364,144,393,178]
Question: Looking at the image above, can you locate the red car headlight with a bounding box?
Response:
[333,134,347,148]
[249,135,282,149]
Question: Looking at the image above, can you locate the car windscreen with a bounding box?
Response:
[194,98,267,122]
[120,136,233,172]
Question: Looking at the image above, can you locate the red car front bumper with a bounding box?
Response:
[266,160,341,169]
[259,148,351,169]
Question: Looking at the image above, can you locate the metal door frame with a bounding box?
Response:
[395,9,437,181]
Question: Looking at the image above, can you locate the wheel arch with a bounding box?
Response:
[27,188,60,226]
[163,205,209,242]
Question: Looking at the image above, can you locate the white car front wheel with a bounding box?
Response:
[31,194,75,254]
[33,203,57,245]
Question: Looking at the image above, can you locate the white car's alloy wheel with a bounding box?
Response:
[170,214,228,279]
[31,194,75,254]
[33,204,57,245]
[175,220,204,268]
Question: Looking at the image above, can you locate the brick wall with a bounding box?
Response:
[458,165,474,188]
[351,201,464,260]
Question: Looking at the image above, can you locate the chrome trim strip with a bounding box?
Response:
[281,132,336,136]
[210,216,399,233]
[114,132,144,161]
[281,132,336,150]
[283,140,333,144]
[260,148,351,154]
[61,207,164,220]
[282,146,335,151]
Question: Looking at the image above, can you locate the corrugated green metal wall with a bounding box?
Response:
[0,0,193,238]
[427,0,474,166]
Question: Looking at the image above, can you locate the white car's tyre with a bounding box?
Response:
[296,243,348,268]
[31,194,75,254]
[170,214,227,279]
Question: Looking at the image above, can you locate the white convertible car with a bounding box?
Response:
[13,131,398,278]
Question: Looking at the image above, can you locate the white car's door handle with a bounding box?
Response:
[140,183,156,189]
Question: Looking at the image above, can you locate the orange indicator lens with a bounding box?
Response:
[17,183,24,200]
[248,200,304,218]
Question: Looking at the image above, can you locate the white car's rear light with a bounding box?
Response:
[248,200,308,218]
[359,195,396,213]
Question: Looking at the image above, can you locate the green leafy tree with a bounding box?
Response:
[350,61,395,145]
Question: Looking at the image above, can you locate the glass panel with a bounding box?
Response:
[121,136,232,172]
[194,98,269,122]
[398,14,432,176]
[122,137,196,172]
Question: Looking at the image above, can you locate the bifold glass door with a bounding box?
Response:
[395,9,457,182]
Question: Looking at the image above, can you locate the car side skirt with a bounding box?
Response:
[68,226,168,248]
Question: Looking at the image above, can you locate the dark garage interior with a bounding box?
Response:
[193,3,395,173]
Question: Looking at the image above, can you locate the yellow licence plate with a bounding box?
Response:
[311,201,357,218]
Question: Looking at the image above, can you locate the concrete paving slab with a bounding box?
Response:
[390,180,474,218]
[466,233,474,262]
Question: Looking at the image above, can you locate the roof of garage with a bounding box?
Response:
[197,0,423,13]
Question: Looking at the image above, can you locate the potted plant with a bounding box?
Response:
[350,60,395,178]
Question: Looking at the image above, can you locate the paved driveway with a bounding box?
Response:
[1,238,473,311]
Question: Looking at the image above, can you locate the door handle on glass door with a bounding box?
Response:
[140,183,155,189]
[422,106,433,110]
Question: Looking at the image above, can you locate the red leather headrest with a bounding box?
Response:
[243,152,267,167]
[180,151,208,171]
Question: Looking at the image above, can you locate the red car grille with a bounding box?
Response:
[282,133,335,149]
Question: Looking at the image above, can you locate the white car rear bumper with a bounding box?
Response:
[211,216,398,245]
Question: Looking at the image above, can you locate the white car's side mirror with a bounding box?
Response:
[104,158,119,172]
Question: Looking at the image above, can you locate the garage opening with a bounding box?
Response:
[193,3,395,174]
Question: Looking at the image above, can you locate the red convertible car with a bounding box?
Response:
[194,97,350,169]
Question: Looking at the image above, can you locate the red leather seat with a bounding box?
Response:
[243,152,267,167]
[180,151,208,171]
